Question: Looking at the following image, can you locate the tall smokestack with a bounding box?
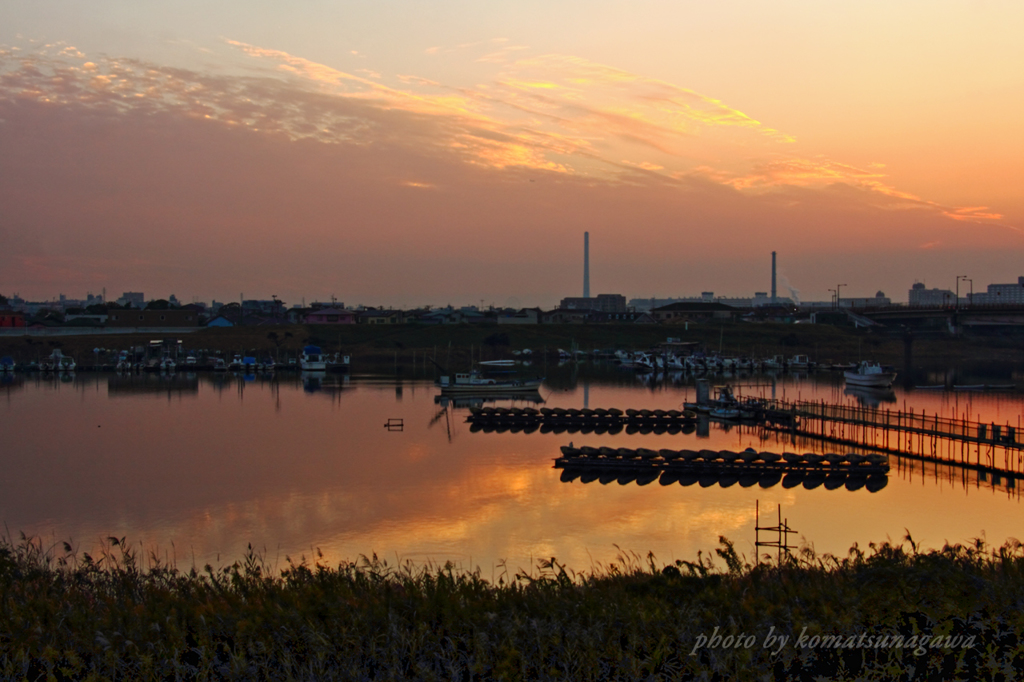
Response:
[583,232,590,298]
[771,251,777,304]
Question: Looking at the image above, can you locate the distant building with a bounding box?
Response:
[587,311,657,324]
[631,293,792,311]
[64,314,108,325]
[497,308,542,325]
[118,292,145,308]
[305,308,357,324]
[843,292,891,308]
[559,294,626,313]
[909,282,954,307]
[359,309,406,324]
[651,302,741,322]
[107,309,199,327]
[242,299,286,316]
[543,308,596,324]
[968,276,1024,305]
[0,311,26,328]
[206,315,235,327]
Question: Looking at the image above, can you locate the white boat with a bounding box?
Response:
[844,361,897,388]
[666,354,685,370]
[211,357,227,372]
[300,345,327,371]
[437,371,543,394]
[788,354,813,370]
[621,351,655,372]
[228,354,245,371]
[45,350,75,372]
[325,352,350,372]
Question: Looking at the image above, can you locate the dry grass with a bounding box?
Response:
[2,533,1023,680]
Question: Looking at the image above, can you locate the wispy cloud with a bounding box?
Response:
[0,39,1010,229]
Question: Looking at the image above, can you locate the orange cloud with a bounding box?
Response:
[0,38,1012,238]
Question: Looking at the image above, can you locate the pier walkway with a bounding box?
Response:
[762,398,1024,480]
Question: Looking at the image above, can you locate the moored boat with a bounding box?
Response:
[844,361,897,388]
[437,371,543,394]
[300,345,327,371]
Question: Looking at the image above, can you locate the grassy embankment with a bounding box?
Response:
[2,534,1022,679]
[4,322,1023,369]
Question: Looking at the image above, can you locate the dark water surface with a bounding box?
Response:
[2,367,1022,574]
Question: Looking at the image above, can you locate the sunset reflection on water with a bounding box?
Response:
[1,370,1021,574]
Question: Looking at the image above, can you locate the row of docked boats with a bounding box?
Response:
[555,446,889,492]
[0,350,78,373]
[614,351,818,373]
[557,445,888,468]
[467,406,699,424]
[558,465,888,492]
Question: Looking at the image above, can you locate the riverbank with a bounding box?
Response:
[2,322,1022,369]
[1,534,1019,680]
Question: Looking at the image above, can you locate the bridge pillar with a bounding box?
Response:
[903,328,913,375]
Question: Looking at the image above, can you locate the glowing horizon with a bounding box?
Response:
[1,2,1021,307]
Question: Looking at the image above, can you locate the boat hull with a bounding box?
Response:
[844,372,896,388]
[438,379,544,394]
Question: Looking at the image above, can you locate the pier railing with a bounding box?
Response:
[763,399,1019,446]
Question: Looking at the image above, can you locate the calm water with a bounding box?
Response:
[2,366,1022,574]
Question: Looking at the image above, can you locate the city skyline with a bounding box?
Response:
[2,1,1022,307]
[6,269,1020,313]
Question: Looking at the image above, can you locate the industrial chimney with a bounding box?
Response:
[771,251,777,305]
[583,232,590,299]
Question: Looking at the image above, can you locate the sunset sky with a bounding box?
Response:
[2,1,1022,308]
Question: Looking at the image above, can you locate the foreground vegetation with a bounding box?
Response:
[2,534,1023,680]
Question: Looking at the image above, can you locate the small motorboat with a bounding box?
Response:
[845,361,897,388]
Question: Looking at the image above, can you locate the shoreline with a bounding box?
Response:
[3,322,1023,369]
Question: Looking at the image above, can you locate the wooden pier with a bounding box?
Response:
[467,399,1024,482]
[761,398,1024,480]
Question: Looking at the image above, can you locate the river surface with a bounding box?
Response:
[2,365,1022,574]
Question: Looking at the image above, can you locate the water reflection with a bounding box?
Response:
[301,371,350,394]
[0,368,1021,574]
[843,385,897,407]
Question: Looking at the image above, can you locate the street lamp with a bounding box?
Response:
[966,279,973,307]
[828,288,837,310]
[956,275,968,310]
[836,283,847,310]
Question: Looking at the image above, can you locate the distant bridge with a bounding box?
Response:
[849,304,1024,331]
